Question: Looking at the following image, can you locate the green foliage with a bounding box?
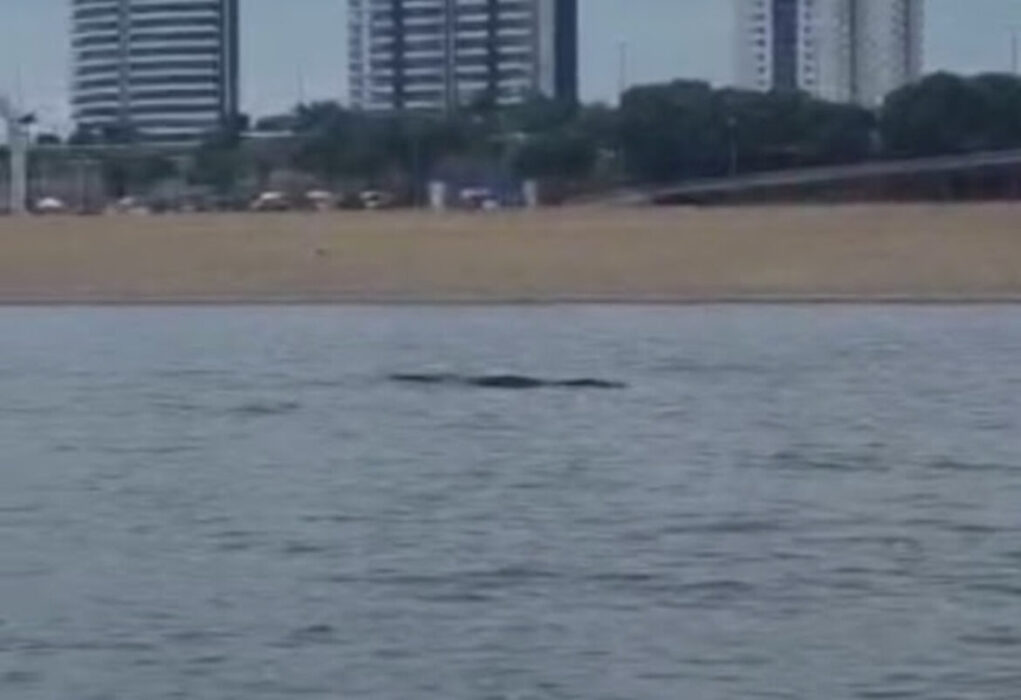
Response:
[574,104,619,147]
[165,71,1021,197]
[616,81,875,182]
[506,95,578,134]
[725,88,874,167]
[215,84,880,188]
[43,71,1021,206]
[101,155,179,198]
[284,102,495,186]
[881,72,1021,156]
[618,80,723,181]
[68,124,139,146]
[253,113,298,133]
[190,129,247,194]
[512,129,597,179]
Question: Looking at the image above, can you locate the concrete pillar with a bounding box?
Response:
[429,180,447,211]
[10,131,27,215]
[1,96,28,215]
[522,179,540,209]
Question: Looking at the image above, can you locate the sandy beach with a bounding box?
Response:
[2,204,1021,304]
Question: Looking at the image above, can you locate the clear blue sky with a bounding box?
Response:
[4,0,1021,132]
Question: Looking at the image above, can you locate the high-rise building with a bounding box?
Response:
[851,0,924,107]
[349,0,579,113]
[734,0,923,107]
[71,0,240,143]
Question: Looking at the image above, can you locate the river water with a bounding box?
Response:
[1,306,1020,700]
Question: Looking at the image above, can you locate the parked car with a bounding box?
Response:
[459,187,497,210]
[359,189,395,210]
[305,190,335,211]
[34,197,68,214]
[251,191,290,212]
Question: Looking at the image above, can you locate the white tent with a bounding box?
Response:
[36,197,67,214]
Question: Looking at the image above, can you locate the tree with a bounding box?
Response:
[574,103,620,149]
[615,80,876,183]
[293,101,349,134]
[98,154,180,199]
[289,105,387,183]
[100,123,140,144]
[879,72,1021,157]
[719,88,874,170]
[68,126,100,146]
[254,113,298,133]
[35,133,62,146]
[800,100,875,164]
[512,129,597,180]
[190,129,247,194]
[617,80,725,181]
[506,95,578,134]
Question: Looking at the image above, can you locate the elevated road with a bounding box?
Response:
[614,148,1021,205]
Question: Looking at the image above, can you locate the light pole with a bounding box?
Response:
[407,116,425,208]
[0,95,29,215]
[726,115,739,178]
[1013,28,1020,74]
[617,41,630,104]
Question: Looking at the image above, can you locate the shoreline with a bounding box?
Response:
[3,204,1021,305]
[3,295,1021,307]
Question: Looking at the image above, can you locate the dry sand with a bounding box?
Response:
[2,204,1021,304]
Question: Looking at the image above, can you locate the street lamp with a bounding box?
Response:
[1013,27,1020,74]
[0,95,30,215]
[726,115,739,178]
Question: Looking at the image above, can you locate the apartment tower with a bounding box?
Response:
[71,0,240,142]
[734,0,923,106]
[349,0,579,113]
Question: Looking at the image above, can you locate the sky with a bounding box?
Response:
[3,0,1021,132]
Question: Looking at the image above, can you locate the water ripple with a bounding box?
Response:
[926,458,1019,474]
[5,305,1021,699]
[227,400,303,417]
[767,449,890,473]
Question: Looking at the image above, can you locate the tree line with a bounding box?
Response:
[44,71,1021,201]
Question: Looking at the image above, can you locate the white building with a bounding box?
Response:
[852,0,924,107]
[734,0,923,107]
[349,0,579,113]
[70,0,240,143]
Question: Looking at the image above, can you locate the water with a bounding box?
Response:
[2,305,1021,700]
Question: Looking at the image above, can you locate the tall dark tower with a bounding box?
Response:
[553,0,580,104]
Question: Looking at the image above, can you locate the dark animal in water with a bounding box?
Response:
[388,373,626,390]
